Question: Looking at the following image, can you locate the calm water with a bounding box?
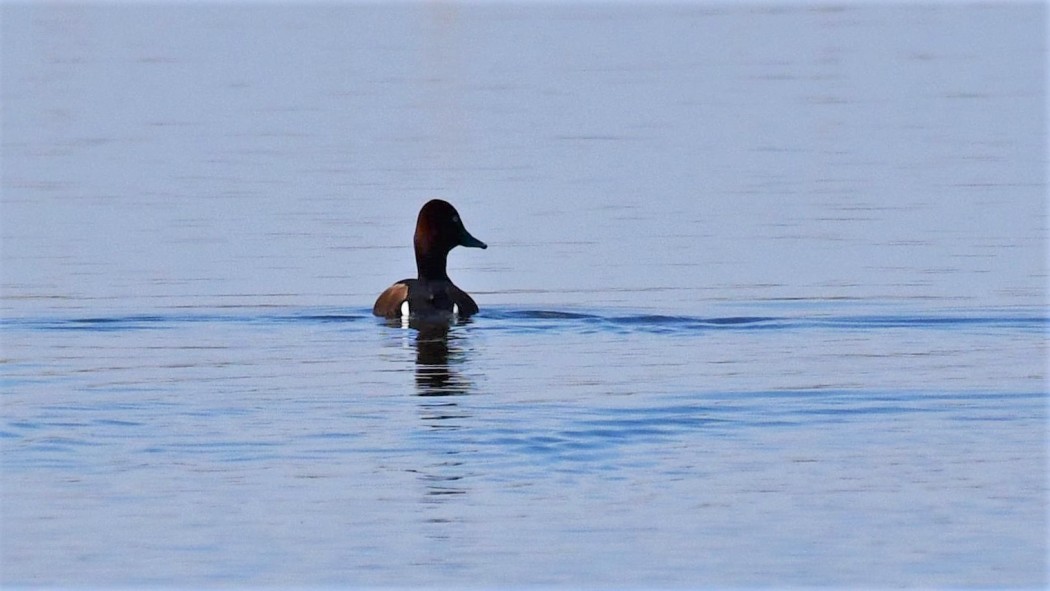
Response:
[2,2,1047,588]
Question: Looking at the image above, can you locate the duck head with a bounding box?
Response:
[414,199,487,280]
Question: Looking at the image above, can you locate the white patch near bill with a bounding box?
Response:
[452,303,459,316]
[400,300,410,318]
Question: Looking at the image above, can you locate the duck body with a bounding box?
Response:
[373,199,487,320]
[373,278,479,319]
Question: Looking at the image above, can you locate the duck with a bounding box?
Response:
[373,199,487,320]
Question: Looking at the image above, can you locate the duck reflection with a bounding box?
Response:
[409,320,473,397]
[403,320,475,507]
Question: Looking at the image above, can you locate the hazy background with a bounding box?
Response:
[3,2,1045,315]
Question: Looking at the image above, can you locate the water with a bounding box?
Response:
[2,2,1047,588]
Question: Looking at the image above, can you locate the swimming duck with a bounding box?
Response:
[373,199,487,319]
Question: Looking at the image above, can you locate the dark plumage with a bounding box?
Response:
[373,199,487,319]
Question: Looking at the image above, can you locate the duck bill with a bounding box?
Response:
[460,230,487,249]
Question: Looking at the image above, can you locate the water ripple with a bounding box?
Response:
[4,307,1044,334]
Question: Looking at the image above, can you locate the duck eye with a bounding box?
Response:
[452,216,460,223]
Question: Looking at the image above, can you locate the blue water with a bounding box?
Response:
[2,1,1047,588]
[3,304,1046,586]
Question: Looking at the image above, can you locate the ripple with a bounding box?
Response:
[3,306,1046,335]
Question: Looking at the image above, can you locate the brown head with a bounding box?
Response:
[413,199,487,280]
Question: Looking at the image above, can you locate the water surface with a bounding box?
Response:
[2,2,1047,588]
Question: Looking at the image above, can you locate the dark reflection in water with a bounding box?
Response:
[410,320,473,398]
[410,461,469,499]
[385,319,478,504]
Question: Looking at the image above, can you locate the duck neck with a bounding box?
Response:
[415,249,449,281]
